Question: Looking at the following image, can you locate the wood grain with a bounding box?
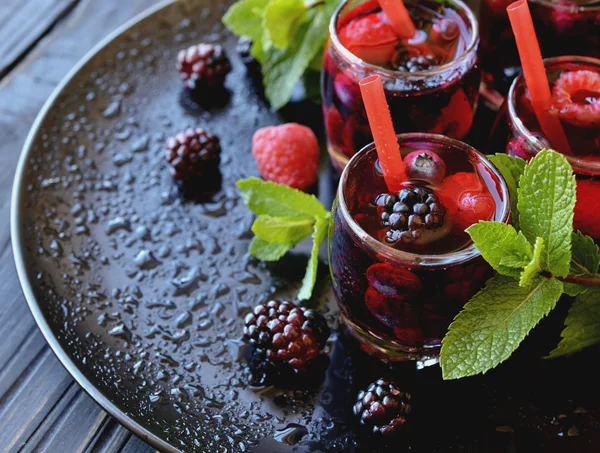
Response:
[0,0,165,451]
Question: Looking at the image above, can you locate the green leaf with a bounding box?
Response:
[298,215,329,301]
[237,177,328,218]
[520,237,544,287]
[489,154,526,229]
[262,2,334,109]
[223,0,270,42]
[264,0,308,49]
[441,275,563,379]
[517,149,576,277]
[466,222,532,278]
[547,288,600,358]
[252,215,315,244]
[249,236,292,261]
[564,231,600,296]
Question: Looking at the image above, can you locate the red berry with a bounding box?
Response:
[252,123,320,191]
[325,106,354,158]
[338,12,398,65]
[403,150,447,184]
[438,172,496,231]
[364,287,419,329]
[432,88,475,140]
[393,327,424,346]
[551,70,600,127]
[574,179,600,239]
[366,263,422,300]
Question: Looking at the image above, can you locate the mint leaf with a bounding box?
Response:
[517,149,576,277]
[489,154,526,229]
[249,236,292,261]
[570,231,599,277]
[441,275,563,379]
[520,237,544,287]
[564,231,600,296]
[237,177,328,218]
[223,0,270,42]
[548,288,600,358]
[262,2,334,109]
[466,222,532,277]
[298,215,329,301]
[264,0,308,49]
[252,215,314,244]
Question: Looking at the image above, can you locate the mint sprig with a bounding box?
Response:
[223,0,338,109]
[237,177,330,300]
[441,150,600,380]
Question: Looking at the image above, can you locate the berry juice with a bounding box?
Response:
[329,134,510,362]
[492,56,600,240]
[480,0,600,101]
[322,0,480,172]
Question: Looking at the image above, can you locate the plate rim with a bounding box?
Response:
[10,1,186,451]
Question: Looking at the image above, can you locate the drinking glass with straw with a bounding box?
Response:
[506,0,571,155]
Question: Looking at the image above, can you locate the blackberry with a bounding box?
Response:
[243,300,330,370]
[353,379,412,437]
[177,43,231,90]
[165,128,221,181]
[376,186,446,245]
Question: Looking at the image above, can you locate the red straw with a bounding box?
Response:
[359,75,406,191]
[378,0,416,39]
[507,0,571,155]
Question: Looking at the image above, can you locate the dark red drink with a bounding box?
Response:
[480,0,600,104]
[491,56,600,240]
[329,134,510,362]
[322,0,480,172]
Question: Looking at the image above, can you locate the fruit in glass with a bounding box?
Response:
[321,0,480,172]
[329,133,510,362]
[490,56,600,240]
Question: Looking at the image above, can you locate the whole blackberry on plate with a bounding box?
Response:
[376,186,446,245]
[177,43,231,90]
[165,128,220,182]
[353,379,412,436]
[243,300,330,370]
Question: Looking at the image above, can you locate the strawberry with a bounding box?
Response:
[551,69,600,127]
[338,11,398,65]
[438,172,496,231]
[574,179,600,239]
[325,106,354,158]
[252,123,320,191]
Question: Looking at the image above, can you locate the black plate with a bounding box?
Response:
[11,0,600,452]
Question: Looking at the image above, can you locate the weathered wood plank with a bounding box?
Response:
[0,0,164,451]
[0,348,73,453]
[0,0,80,78]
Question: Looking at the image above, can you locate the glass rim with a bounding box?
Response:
[328,0,480,79]
[337,133,511,267]
[507,55,600,172]
[529,0,600,12]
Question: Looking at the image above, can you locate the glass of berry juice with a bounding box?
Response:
[480,0,600,102]
[491,55,600,241]
[321,0,480,172]
[329,133,510,363]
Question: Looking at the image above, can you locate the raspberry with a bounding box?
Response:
[338,12,398,65]
[353,379,412,436]
[574,179,600,239]
[165,128,221,181]
[551,70,600,127]
[438,172,496,231]
[252,123,320,191]
[243,300,330,370]
[375,186,448,247]
[177,43,231,91]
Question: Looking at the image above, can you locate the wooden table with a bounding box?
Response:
[0,0,165,451]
